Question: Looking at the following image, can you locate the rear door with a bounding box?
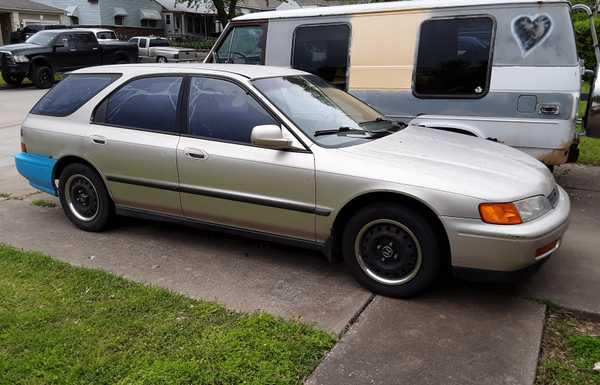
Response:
[88,75,184,215]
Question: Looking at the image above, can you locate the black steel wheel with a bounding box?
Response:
[32,65,54,89]
[342,202,442,298]
[58,163,114,232]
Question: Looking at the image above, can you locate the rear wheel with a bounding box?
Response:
[342,203,441,298]
[2,72,24,87]
[58,163,114,232]
[31,65,54,89]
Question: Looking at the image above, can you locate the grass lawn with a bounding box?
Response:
[536,308,600,385]
[0,244,335,385]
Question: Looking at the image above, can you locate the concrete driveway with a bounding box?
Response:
[1,86,599,385]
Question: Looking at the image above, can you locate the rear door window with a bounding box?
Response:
[30,74,120,116]
[98,76,183,134]
[414,17,494,98]
[292,24,350,90]
[214,25,265,65]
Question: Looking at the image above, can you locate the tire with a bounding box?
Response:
[157,56,167,63]
[342,203,441,298]
[1,72,24,87]
[31,64,54,89]
[116,57,129,64]
[58,163,114,232]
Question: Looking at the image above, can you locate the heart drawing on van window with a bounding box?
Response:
[512,14,553,57]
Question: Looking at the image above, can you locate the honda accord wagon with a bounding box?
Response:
[15,64,570,297]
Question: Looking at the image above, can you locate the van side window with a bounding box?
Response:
[414,17,494,98]
[214,26,264,65]
[292,24,350,90]
[98,76,183,134]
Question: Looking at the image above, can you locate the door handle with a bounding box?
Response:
[90,135,106,145]
[92,47,99,51]
[69,48,77,52]
[539,103,560,115]
[184,147,207,160]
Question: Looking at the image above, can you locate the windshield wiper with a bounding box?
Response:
[314,126,368,137]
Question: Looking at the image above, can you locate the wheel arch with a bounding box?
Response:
[329,191,451,269]
[52,155,113,199]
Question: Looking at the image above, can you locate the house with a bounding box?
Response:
[0,0,66,45]
[154,0,218,39]
[32,0,164,39]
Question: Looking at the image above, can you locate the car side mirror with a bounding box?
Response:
[251,125,292,150]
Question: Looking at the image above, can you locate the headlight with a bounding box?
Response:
[479,195,552,225]
[514,195,552,222]
[12,55,29,63]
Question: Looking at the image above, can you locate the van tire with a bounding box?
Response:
[342,203,441,298]
[58,163,114,232]
[32,65,54,89]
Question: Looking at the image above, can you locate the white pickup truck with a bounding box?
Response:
[128,36,195,63]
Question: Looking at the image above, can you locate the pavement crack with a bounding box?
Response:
[338,293,376,338]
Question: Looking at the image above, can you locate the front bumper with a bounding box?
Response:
[15,153,57,196]
[441,185,570,272]
[1,61,29,77]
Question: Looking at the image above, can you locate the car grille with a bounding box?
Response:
[548,187,559,208]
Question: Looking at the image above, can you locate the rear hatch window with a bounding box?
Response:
[31,74,120,117]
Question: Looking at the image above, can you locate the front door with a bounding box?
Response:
[177,76,316,240]
[87,75,184,215]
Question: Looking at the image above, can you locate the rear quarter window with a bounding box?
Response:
[30,74,120,117]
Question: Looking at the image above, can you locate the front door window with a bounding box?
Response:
[214,25,264,64]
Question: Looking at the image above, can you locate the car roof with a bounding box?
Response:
[234,0,568,21]
[74,63,309,80]
[74,28,114,34]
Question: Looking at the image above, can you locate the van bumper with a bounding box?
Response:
[15,153,57,196]
[442,185,570,274]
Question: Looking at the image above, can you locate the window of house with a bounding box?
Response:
[187,77,277,144]
[292,24,350,90]
[31,74,119,117]
[98,77,183,133]
[141,19,158,28]
[165,15,171,25]
[414,17,494,98]
[70,16,79,25]
[214,25,264,65]
[115,15,125,26]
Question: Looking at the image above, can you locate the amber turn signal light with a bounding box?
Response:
[479,203,523,225]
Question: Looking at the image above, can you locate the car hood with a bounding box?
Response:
[337,125,556,201]
[0,43,40,53]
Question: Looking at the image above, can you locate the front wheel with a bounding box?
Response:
[58,163,114,232]
[157,56,167,63]
[2,72,24,87]
[342,203,441,298]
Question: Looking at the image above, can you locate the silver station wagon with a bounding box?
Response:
[16,64,570,297]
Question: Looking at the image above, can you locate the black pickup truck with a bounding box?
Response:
[0,29,138,89]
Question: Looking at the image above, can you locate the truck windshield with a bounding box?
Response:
[253,75,399,147]
[26,31,60,46]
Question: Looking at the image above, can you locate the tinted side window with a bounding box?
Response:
[139,39,147,48]
[104,77,183,133]
[31,74,119,116]
[414,17,494,98]
[215,26,264,65]
[187,77,277,143]
[292,24,350,90]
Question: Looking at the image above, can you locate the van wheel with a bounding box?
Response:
[58,163,114,232]
[32,65,54,89]
[157,56,167,63]
[342,203,441,298]
[2,73,24,87]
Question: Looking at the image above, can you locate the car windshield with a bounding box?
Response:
[252,75,398,147]
[26,31,60,46]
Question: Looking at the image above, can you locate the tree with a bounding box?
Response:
[178,0,237,30]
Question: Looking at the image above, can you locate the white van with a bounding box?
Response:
[205,0,600,166]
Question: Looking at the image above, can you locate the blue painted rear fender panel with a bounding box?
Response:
[15,153,58,196]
